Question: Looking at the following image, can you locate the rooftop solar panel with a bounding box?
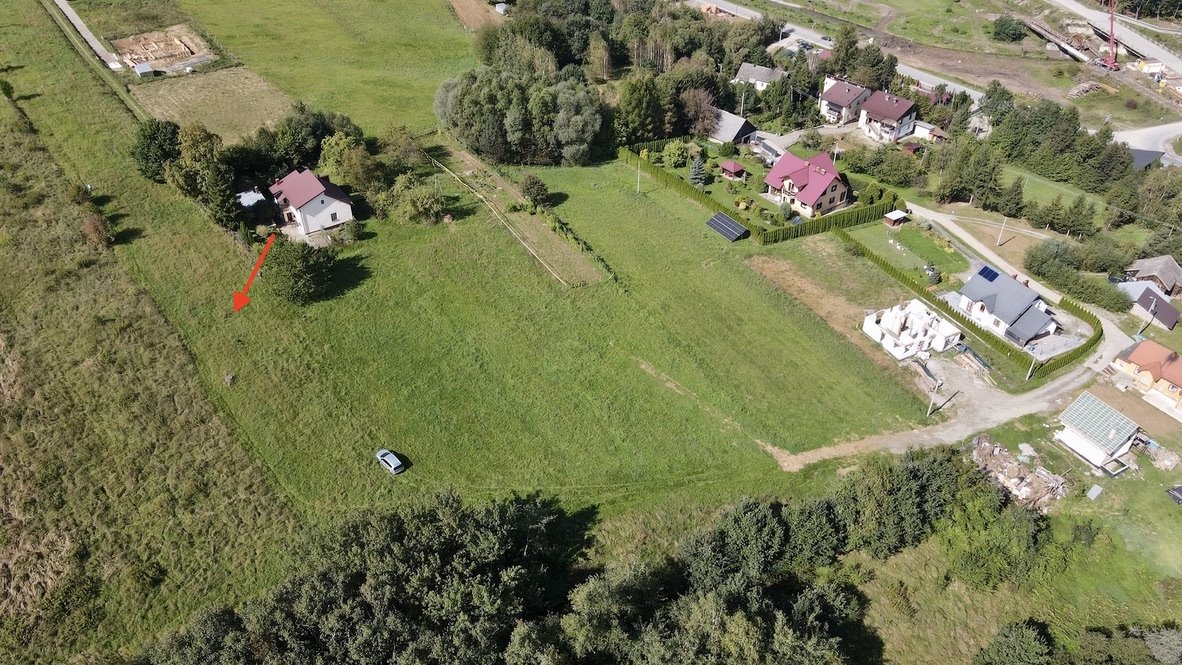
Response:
[978,266,1000,282]
[706,212,749,242]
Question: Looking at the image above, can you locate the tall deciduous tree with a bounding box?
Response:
[615,72,667,146]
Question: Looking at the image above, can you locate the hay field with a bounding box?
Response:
[131,66,293,141]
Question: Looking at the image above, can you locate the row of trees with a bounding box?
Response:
[139,449,1065,664]
[1024,240,1134,312]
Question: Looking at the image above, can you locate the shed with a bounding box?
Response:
[719,160,746,180]
[883,209,908,228]
[133,62,158,78]
[494,2,509,15]
[1054,392,1141,475]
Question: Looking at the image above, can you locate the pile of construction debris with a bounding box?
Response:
[971,435,1068,513]
[1067,81,1101,98]
[1147,442,1180,471]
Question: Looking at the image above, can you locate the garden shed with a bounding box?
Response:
[719,160,746,180]
[1054,392,1142,476]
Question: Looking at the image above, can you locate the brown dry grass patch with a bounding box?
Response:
[448,0,505,31]
[131,66,293,142]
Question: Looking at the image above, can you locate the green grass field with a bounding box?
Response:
[168,0,473,132]
[0,53,295,665]
[850,223,969,282]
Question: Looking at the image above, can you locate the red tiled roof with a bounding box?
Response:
[861,90,916,122]
[268,167,351,211]
[1121,339,1182,386]
[763,152,840,206]
[820,79,869,107]
[719,160,745,174]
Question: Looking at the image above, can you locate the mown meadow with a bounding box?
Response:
[8,0,1182,661]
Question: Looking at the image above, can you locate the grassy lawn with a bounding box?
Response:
[1001,164,1104,210]
[0,19,295,664]
[3,0,932,643]
[850,222,969,283]
[169,0,473,132]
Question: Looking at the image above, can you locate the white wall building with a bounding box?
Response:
[269,167,354,237]
[862,299,962,360]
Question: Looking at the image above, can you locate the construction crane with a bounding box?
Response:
[1102,0,1120,70]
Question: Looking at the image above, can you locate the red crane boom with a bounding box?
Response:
[1105,0,1119,69]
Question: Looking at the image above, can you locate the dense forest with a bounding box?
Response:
[133,450,1178,664]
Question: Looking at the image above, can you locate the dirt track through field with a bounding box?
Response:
[448,0,504,31]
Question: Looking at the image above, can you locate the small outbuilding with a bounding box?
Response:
[1054,391,1142,476]
[719,160,746,180]
[708,107,757,145]
[1119,281,1179,330]
[133,62,158,78]
[495,2,509,15]
[883,209,908,228]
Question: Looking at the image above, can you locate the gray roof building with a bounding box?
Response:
[1055,391,1140,474]
[1128,255,1182,296]
[732,63,787,86]
[708,107,757,144]
[1129,147,1164,172]
[959,265,1055,346]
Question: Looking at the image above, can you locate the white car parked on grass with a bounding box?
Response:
[375,449,406,475]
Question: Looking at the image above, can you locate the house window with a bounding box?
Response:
[330,212,338,222]
[839,191,846,202]
[286,212,295,222]
[828,196,834,204]
[320,199,325,205]
[1170,383,1179,393]
[830,184,836,192]
[993,317,1002,327]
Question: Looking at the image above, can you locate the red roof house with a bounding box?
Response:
[763,152,849,217]
[269,167,354,236]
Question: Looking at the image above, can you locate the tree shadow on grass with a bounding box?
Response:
[318,254,371,301]
[112,226,144,245]
[546,191,569,208]
[446,195,481,222]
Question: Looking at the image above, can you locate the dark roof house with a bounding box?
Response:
[1129,147,1165,172]
[820,80,870,107]
[732,62,787,87]
[1136,288,1180,330]
[959,265,1055,346]
[708,107,757,144]
[861,90,917,123]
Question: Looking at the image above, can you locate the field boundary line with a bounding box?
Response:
[35,0,149,121]
[422,150,571,287]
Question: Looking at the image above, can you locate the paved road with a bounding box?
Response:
[1043,0,1182,73]
[685,0,762,20]
[53,0,120,67]
[896,64,982,101]
[1114,120,1182,164]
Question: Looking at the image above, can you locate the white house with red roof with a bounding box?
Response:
[268,167,353,236]
[858,91,918,143]
[762,152,849,218]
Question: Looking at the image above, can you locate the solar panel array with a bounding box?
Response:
[706,212,749,242]
[978,266,1000,282]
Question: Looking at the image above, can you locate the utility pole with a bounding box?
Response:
[996,216,1007,246]
[926,379,944,418]
[739,89,747,116]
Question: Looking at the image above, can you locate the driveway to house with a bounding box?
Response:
[763,202,1134,472]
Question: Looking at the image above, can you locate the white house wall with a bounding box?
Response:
[296,196,353,234]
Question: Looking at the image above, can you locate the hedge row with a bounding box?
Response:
[832,227,1028,375]
[629,137,692,155]
[761,202,892,244]
[1031,297,1103,379]
[536,207,620,285]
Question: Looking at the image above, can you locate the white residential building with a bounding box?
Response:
[953,265,1057,347]
[269,167,354,237]
[862,299,962,360]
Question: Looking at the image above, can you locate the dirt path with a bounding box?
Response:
[448,0,504,31]
[438,146,605,286]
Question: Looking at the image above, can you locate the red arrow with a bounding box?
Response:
[233,233,276,313]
